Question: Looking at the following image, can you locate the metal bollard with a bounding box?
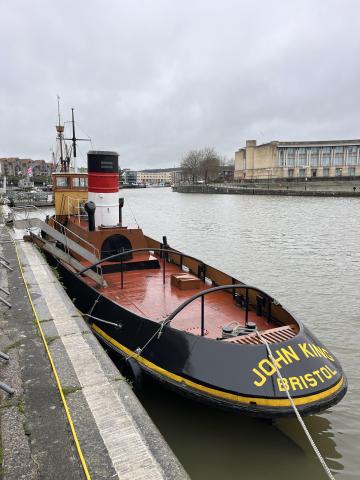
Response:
[0,255,10,265]
[0,296,11,308]
[0,382,15,395]
[0,351,10,361]
[0,260,13,271]
[0,351,15,394]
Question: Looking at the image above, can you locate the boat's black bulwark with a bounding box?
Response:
[49,253,347,419]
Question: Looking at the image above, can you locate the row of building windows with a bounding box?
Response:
[278,146,360,167]
[288,167,356,178]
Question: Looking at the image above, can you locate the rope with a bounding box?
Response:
[13,241,92,480]
[256,331,335,480]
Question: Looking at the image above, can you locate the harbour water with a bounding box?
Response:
[18,188,359,479]
[120,187,359,480]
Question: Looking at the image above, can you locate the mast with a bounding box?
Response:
[71,108,77,171]
[56,95,66,172]
[64,107,91,172]
[54,98,91,172]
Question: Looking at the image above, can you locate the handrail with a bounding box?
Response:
[66,196,84,224]
[163,284,275,335]
[76,247,206,276]
[76,247,279,336]
[52,216,100,260]
[51,216,102,280]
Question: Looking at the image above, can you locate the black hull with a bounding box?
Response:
[47,252,347,419]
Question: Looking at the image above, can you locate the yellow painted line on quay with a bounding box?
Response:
[13,242,92,480]
[93,324,344,409]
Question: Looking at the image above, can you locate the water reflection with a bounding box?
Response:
[278,415,343,474]
[138,380,343,480]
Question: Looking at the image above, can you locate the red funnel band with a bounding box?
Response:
[88,172,118,193]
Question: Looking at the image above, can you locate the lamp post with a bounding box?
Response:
[305,177,308,191]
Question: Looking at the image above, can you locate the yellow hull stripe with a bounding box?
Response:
[92,324,344,408]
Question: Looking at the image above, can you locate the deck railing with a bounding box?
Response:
[52,216,101,260]
[76,247,279,335]
[163,283,274,336]
[76,247,209,288]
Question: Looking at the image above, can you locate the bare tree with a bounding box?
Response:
[198,147,221,184]
[181,149,202,183]
[181,147,222,183]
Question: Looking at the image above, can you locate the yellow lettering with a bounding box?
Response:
[324,365,337,376]
[281,346,300,363]
[313,369,324,383]
[289,377,303,391]
[304,373,317,387]
[298,343,315,358]
[320,348,334,361]
[253,368,267,387]
[277,377,289,391]
[310,344,323,357]
[258,358,277,376]
[272,349,289,369]
[299,375,308,389]
[320,367,332,379]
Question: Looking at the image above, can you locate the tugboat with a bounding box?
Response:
[25,112,347,419]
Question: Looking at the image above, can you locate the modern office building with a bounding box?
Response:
[121,169,138,184]
[234,139,360,180]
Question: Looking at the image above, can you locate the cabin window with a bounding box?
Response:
[71,177,87,188]
[56,177,68,187]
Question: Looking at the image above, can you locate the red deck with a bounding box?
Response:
[81,253,275,339]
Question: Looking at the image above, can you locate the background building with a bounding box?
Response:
[0,157,53,177]
[121,169,138,184]
[137,168,181,185]
[234,140,360,180]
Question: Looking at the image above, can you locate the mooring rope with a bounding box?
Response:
[256,330,335,480]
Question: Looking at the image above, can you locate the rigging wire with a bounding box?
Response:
[125,199,140,228]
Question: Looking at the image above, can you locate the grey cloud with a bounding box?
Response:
[1,0,360,169]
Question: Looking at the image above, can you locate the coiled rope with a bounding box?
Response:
[256,330,335,480]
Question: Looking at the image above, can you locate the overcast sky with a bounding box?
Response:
[1,0,360,169]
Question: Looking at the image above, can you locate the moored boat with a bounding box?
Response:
[24,140,347,419]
